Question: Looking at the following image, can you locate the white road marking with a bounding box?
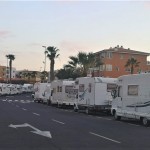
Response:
[52,119,65,125]
[9,123,52,139]
[33,113,40,116]
[96,116,112,121]
[89,132,121,144]
[6,96,14,98]
[2,100,6,102]
[22,108,27,111]
[26,96,30,98]
[8,100,12,102]
[15,100,18,102]
[127,123,140,127]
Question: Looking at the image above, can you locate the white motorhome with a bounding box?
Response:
[34,82,48,103]
[51,80,75,106]
[22,84,33,93]
[7,84,18,95]
[111,73,150,126]
[42,83,52,104]
[75,77,117,114]
[16,84,23,94]
[0,83,9,96]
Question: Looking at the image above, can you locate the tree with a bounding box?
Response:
[125,57,140,74]
[6,54,15,83]
[46,46,60,82]
[94,53,103,77]
[65,52,100,77]
[40,71,48,82]
[66,56,78,69]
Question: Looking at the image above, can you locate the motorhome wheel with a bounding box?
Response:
[85,108,90,114]
[142,117,149,126]
[114,112,121,120]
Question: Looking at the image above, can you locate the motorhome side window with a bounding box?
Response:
[128,85,138,96]
[107,84,117,92]
[88,83,91,93]
[65,86,73,93]
[75,80,79,85]
[57,86,59,92]
[59,86,62,92]
[79,84,84,92]
[118,86,121,97]
[53,88,56,93]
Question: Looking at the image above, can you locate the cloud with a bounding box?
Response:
[143,2,150,9]
[0,30,12,39]
[27,42,42,47]
[59,40,90,53]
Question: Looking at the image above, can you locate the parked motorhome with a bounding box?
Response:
[7,84,18,95]
[42,83,52,104]
[16,84,23,94]
[33,82,50,103]
[51,80,75,106]
[0,83,9,96]
[75,77,117,114]
[111,73,150,126]
[22,84,33,93]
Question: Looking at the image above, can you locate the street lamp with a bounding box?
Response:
[42,46,47,71]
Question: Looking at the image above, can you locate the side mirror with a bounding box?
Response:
[111,90,117,98]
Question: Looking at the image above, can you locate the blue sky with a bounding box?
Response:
[0,1,150,71]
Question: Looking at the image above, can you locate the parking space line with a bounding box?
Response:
[96,116,112,121]
[52,119,65,125]
[32,112,40,116]
[89,132,121,144]
[127,123,140,127]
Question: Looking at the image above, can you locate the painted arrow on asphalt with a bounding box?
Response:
[9,123,52,139]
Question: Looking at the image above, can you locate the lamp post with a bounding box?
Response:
[42,46,47,72]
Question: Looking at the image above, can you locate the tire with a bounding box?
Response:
[114,111,121,121]
[85,108,90,115]
[142,117,149,127]
[47,100,51,106]
[73,105,78,112]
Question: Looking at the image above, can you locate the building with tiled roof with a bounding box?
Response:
[89,45,150,78]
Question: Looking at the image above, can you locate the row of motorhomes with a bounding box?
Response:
[33,73,150,126]
[33,77,117,114]
[0,83,34,95]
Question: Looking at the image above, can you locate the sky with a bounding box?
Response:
[0,0,150,71]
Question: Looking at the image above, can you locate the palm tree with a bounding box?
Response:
[40,71,48,82]
[6,54,15,83]
[125,57,140,74]
[67,56,79,69]
[46,46,60,82]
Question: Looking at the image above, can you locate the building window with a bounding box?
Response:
[100,52,106,58]
[114,66,119,71]
[99,65,105,71]
[125,68,131,72]
[106,64,112,71]
[120,54,124,59]
[106,52,112,59]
